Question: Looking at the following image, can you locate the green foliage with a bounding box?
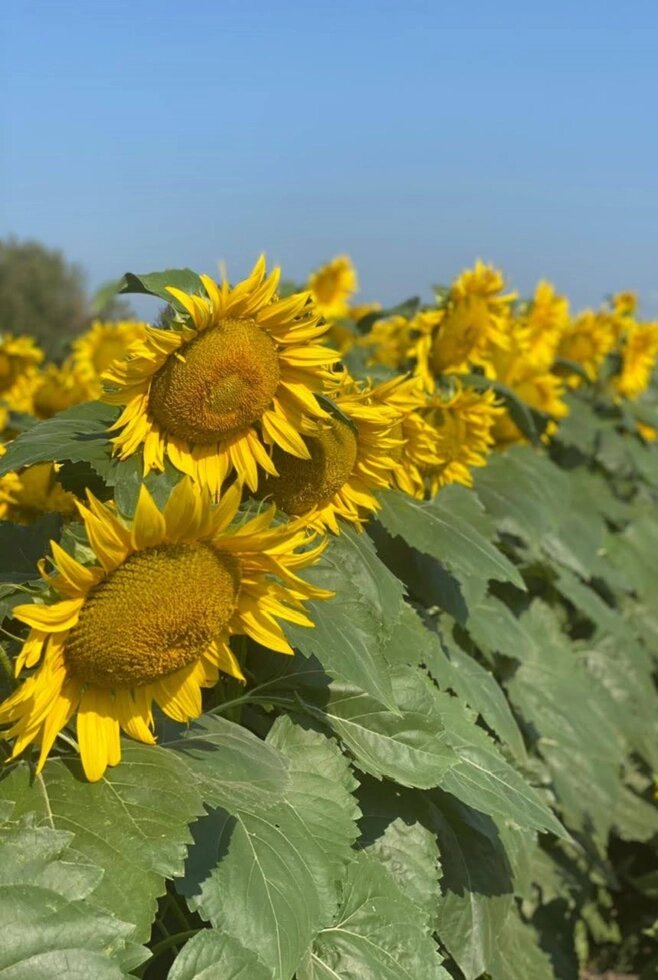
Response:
[0,238,88,356]
[1,313,658,978]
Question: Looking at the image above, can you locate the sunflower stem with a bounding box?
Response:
[146,929,200,963]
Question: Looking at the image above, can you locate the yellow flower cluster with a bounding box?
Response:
[1,253,657,782]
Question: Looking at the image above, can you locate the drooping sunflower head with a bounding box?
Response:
[103,257,340,494]
[259,374,405,532]
[0,334,44,412]
[71,320,149,399]
[613,322,658,400]
[421,383,503,493]
[0,479,331,781]
[308,255,358,320]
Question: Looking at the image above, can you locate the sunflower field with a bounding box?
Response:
[0,255,657,980]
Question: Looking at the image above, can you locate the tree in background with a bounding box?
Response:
[0,238,133,358]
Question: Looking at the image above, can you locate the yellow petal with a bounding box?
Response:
[132,484,167,550]
[77,688,120,782]
[50,540,102,596]
[36,680,80,773]
[14,598,83,632]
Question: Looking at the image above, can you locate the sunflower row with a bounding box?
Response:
[0,254,656,783]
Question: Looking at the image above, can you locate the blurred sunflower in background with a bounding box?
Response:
[103,257,340,494]
[308,255,358,320]
[0,479,330,781]
[0,333,44,416]
[71,319,149,399]
[421,383,502,492]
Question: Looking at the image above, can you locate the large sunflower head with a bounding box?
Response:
[103,257,340,495]
[71,320,149,399]
[0,334,44,413]
[421,383,502,493]
[258,375,405,533]
[0,479,330,781]
[308,255,358,320]
[613,322,658,400]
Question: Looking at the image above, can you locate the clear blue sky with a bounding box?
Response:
[2,1,658,317]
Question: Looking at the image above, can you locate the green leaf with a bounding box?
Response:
[358,777,442,927]
[425,622,527,763]
[0,820,146,978]
[0,513,62,583]
[427,791,515,980]
[0,744,205,943]
[287,529,406,711]
[389,665,565,838]
[119,269,203,310]
[179,720,361,980]
[167,931,272,980]
[474,445,569,548]
[297,851,450,980]
[300,679,458,790]
[165,713,291,810]
[505,602,626,844]
[0,401,118,478]
[376,487,524,595]
[488,906,557,980]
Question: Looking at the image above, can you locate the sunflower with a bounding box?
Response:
[71,320,149,399]
[612,290,638,317]
[366,375,442,499]
[259,376,406,533]
[308,255,358,320]
[103,257,340,494]
[0,445,21,519]
[421,383,502,493]
[521,280,570,373]
[414,262,514,388]
[614,322,658,400]
[0,462,78,524]
[0,479,330,781]
[0,334,44,414]
[30,361,88,419]
[359,314,418,370]
[556,309,617,383]
[636,420,657,443]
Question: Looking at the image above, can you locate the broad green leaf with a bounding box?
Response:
[179,720,361,980]
[300,681,458,789]
[425,792,514,980]
[0,744,205,943]
[119,269,203,310]
[611,784,658,843]
[0,821,145,978]
[358,777,442,927]
[488,906,557,980]
[297,851,450,980]
[505,602,626,844]
[474,445,568,547]
[0,401,118,478]
[376,487,524,594]
[0,513,62,583]
[422,619,527,762]
[167,931,272,980]
[288,529,406,711]
[391,666,565,838]
[165,714,290,809]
